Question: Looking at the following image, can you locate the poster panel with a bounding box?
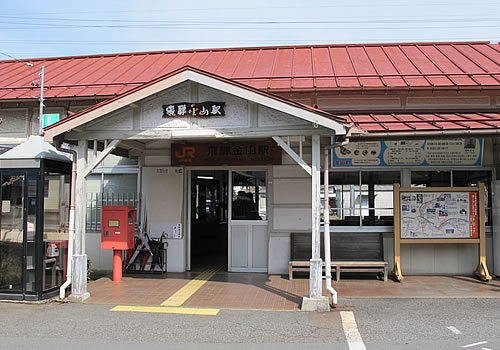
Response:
[400,191,479,239]
[333,138,483,167]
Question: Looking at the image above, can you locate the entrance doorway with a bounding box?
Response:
[190,170,228,270]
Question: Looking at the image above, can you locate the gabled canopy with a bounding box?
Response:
[44,66,347,141]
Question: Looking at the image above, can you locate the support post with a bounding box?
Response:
[475,182,492,280]
[310,134,321,296]
[38,65,45,135]
[301,134,329,312]
[83,139,120,178]
[113,250,123,282]
[70,140,90,302]
[393,183,403,281]
[272,136,311,175]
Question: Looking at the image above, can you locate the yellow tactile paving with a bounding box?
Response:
[110,305,220,316]
[160,264,223,307]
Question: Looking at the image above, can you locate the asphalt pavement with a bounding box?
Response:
[0,298,498,349]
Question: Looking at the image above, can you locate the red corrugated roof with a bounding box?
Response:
[1,42,500,101]
[344,112,500,134]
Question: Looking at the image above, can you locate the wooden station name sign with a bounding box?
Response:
[162,102,225,118]
[171,142,281,166]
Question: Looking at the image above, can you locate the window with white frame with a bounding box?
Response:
[324,170,400,226]
[86,173,139,231]
[412,169,492,225]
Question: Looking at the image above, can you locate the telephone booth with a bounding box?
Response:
[0,136,71,300]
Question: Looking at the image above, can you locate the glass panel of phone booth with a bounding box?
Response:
[0,175,24,293]
[26,175,37,292]
[43,174,70,291]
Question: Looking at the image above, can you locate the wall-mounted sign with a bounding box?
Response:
[171,142,281,166]
[400,190,479,239]
[162,102,225,118]
[43,114,60,128]
[333,138,483,167]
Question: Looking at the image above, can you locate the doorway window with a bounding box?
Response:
[231,171,266,220]
[190,170,228,268]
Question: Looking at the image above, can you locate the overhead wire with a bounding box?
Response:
[0,1,499,15]
[0,15,500,25]
[0,38,498,46]
[0,51,37,85]
[0,4,498,58]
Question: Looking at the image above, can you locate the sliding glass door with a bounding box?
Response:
[230,170,268,272]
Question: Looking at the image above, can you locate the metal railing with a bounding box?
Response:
[86,191,139,231]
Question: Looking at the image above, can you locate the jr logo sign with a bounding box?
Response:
[174,146,196,162]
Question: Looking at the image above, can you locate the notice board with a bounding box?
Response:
[392,183,491,281]
[400,191,479,239]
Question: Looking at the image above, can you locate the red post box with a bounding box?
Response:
[101,206,136,281]
[101,206,135,250]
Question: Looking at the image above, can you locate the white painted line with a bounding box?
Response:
[462,341,488,348]
[340,311,367,350]
[447,326,463,335]
[481,348,491,350]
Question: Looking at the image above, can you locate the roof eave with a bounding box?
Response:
[350,128,500,141]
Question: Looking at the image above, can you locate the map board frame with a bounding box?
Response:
[393,183,491,282]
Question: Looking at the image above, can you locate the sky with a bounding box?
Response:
[0,0,499,60]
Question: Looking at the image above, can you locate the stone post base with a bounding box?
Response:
[301,296,330,312]
[309,258,323,299]
[68,292,91,303]
[69,254,91,303]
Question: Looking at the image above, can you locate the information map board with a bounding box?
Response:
[400,191,479,239]
[393,184,491,282]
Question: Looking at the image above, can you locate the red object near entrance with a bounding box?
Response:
[101,206,136,282]
[101,206,136,250]
[113,250,123,282]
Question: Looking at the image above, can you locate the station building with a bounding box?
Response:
[0,41,499,300]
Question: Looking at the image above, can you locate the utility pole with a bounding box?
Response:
[38,65,45,135]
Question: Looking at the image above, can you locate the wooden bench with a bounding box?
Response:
[288,261,387,281]
[288,232,388,281]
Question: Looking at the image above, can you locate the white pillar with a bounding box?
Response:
[301,134,329,312]
[310,134,322,298]
[70,140,90,302]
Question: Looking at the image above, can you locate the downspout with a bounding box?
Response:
[323,137,349,307]
[54,144,77,299]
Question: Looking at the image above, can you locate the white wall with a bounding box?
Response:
[86,232,113,271]
[142,167,185,272]
[268,235,290,275]
[268,150,313,274]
